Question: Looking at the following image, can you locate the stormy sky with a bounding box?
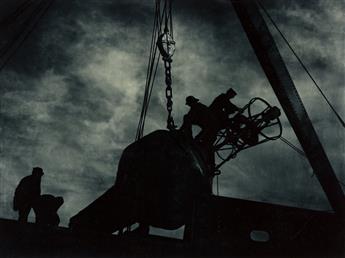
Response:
[0,0,344,231]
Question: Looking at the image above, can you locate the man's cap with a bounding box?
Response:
[226,88,237,96]
[32,167,44,176]
[56,196,64,207]
[186,96,199,105]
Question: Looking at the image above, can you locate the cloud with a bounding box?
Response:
[0,0,344,228]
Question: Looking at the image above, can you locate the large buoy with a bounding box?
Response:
[69,130,212,233]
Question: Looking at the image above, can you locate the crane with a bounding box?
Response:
[231,0,345,217]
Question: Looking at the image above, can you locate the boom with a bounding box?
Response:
[230,0,345,216]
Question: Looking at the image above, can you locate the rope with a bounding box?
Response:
[257,1,345,183]
[135,0,172,140]
[279,137,345,187]
[0,0,44,56]
[216,175,219,196]
[257,0,345,128]
[136,1,162,139]
[135,1,163,140]
[169,0,173,37]
[279,136,306,157]
[0,0,33,26]
[0,0,55,73]
[279,137,345,185]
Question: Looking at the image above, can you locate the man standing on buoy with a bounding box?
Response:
[13,167,44,223]
[209,88,240,129]
[181,89,240,145]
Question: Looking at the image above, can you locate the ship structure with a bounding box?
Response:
[0,0,344,257]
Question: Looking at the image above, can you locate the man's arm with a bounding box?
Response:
[225,101,239,114]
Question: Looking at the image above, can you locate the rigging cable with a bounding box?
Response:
[0,0,55,73]
[256,1,345,189]
[136,0,174,140]
[135,1,167,140]
[136,2,159,140]
[0,0,44,56]
[279,136,345,188]
[257,0,345,129]
[279,136,305,157]
[132,1,169,232]
[0,0,33,27]
[216,174,219,196]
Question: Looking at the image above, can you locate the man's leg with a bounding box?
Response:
[18,205,31,223]
[180,115,193,139]
[134,223,149,235]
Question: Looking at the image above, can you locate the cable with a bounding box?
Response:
[0,0,45,56]
[0,0,55,73]
[279,136,316,173]
[279,136,306,157]
[216,175,219,196]
[280,137,345,185]
[136,0,169,140]
[257,0,345,129]
[0,0,33,26]
[135,4,157,139]
[169,0,173,37]
[279,137,345,182]
[257,2,345,202]
[290,214,314,240]
[135,1,162,140]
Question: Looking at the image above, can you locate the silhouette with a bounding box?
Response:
[128,223,150,236]
[180,96,217,146]
[209,88,239,129]
[181,90,240,146]
[69,130,211,234]
[13,167,44,222]
[181,95,214,170]
[32,194,64,226]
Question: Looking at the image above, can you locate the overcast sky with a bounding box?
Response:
[0,0,344,229]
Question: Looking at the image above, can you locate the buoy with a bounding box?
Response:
[70,130,212,233]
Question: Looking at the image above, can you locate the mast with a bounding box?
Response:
[230,0,345,216]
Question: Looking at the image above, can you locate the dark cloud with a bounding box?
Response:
[0,0,343,229]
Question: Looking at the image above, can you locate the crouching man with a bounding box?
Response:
[32,194,64,226]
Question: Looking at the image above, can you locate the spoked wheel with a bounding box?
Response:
[214,128,238,161]
[247,97,282,141]
[212,97,282,170]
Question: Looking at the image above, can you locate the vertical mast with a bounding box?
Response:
[230,0,345,216]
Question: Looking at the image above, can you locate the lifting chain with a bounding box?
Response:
[157,28,176,131]
[163,57,176,130]
[156,0,176,131]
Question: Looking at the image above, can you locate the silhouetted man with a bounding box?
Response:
[180,96,217,145]
[32,194,64,226]
[180,96,219,173]
[13,167,44,222]
[209,88,239,129]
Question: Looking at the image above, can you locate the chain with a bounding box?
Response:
[158,0,176,131]
[163,57,176,130]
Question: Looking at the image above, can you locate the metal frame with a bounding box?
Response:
[230,0,345,216]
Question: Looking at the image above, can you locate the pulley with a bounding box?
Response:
[156,2,176,130]
[157,29,175,61]
[136,0,177,136]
